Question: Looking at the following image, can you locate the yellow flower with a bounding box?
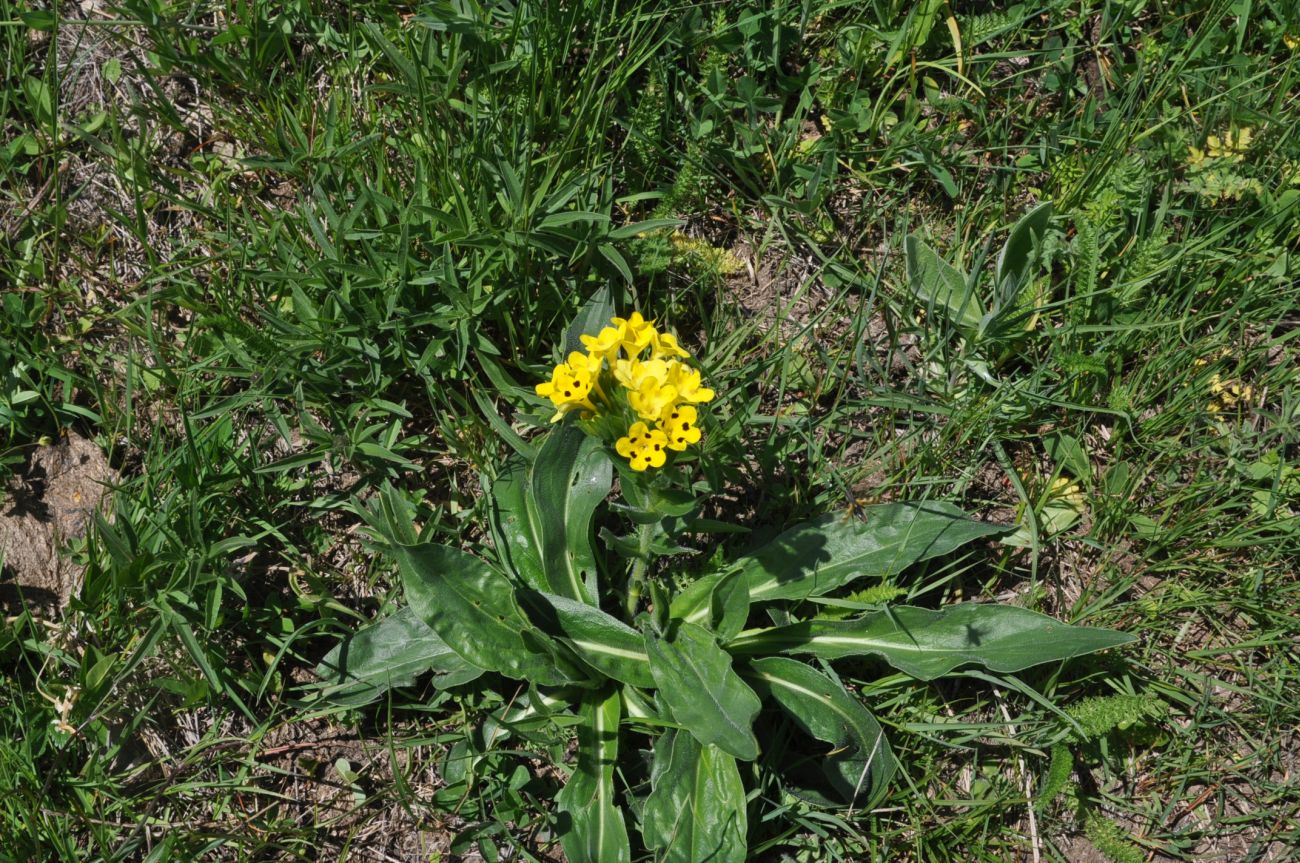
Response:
[665,361,715,405]
[1208,372,1253,410]
[651,331,691,359]
[613,356,666,393]
[661,405,701,451]
[580,324,626,362]
[612,311,657,356]
[629,379,679,423]
[535,351,600,422]
[616,421,668,471]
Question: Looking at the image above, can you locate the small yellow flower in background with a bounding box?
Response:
[1286,34,1300,50]
[537,310,715,471]
[616,422,668,471]
[1208,372,1254,414]
[1190,126,1254,168]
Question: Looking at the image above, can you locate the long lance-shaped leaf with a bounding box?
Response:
[723,503,1006,607]
[729,604,1136,681]
[396,542,579,685]
[641,730,748,863]
[313,606,483,706]
[645,621,761,761]
[489,458,548,591]
[743,658,896,810]
[531,425,612,604]
[517,590,656,689]
[557,688,631,863]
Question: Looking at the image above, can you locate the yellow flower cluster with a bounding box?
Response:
[1207,372,1254,415]
[1188,126,1254,167]
[536,312,714,471]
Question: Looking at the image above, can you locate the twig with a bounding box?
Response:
[995,687,1041,863]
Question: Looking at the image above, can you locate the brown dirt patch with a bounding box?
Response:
[0,431,116,611]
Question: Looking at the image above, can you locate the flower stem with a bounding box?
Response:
[623,520,656,618]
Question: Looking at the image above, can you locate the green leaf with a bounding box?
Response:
[396,542,577,685]
[732,503,1006,606]
[641,731,748,863]
[730,604,1135,680]
[645,621,762,761]
[565,285,617,354]
[905,235,980,332]
[489,458,548,591]
[668,568,749,641]
[668,572,725,624]
[313,606,483,705]
[490,424,612,603]
[744,658,896,809]
[517,590,656,689]
[711,569,750,642]
[557,689,631,863]
[994,201,1053,309]
[532,424,612,603]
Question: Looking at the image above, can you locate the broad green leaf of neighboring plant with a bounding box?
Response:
[564,285,617,355]
[396,542,578,685]
[730,604,1135,680]
[490,423,612,604]
[517,590,656,689]
[645,621,762,761]
[641,730,748,863]
[744,657,896,810]
[905,234,981,332]
[313,606,483,706]
[727,503,1006,607]
[994,201,1053,310]
[557,688,631,863]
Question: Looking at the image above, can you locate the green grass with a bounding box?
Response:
[2,0,1298,860]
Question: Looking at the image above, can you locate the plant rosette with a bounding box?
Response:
[315,292,1135,863]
